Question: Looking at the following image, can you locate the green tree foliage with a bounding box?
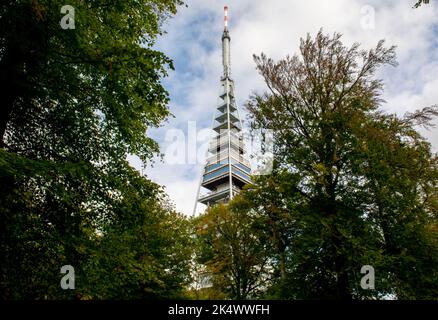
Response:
[194,200,272,300]
[242,31,438,299]
[81,182,193,299]
[0,0,192,299]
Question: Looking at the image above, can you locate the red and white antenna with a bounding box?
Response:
[224,5,228,29]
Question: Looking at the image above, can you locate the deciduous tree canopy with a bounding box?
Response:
[0,0,192,299]
[193,31,438,300]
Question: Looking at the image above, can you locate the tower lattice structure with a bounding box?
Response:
[195,6,251,211]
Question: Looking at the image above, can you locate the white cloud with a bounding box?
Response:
[131,0,438,215]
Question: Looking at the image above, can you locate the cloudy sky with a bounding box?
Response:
[128,0,438,215]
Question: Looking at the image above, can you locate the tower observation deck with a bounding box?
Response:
[194,6,251,211]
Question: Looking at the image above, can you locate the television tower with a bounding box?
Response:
[194,6,251,213]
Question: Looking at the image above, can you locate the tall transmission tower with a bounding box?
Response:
[194,6,251,214]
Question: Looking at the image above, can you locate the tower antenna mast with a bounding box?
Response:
[194,5,251,214]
